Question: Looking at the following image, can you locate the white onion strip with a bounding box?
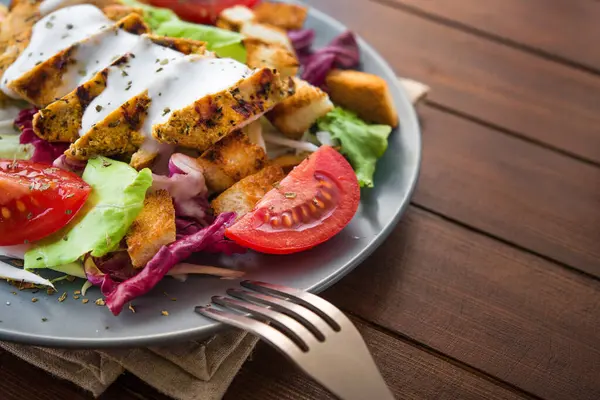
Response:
[167,263,245,279]
[262,132,319,153]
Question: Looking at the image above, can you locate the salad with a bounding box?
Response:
[0,0,399,316]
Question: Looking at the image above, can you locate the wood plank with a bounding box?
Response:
[323,206,600,400]
[380,0,600,72]
[415,106,600,277]
[225,317,527,400]
[304,0,600,164]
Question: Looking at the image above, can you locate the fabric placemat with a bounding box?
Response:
[0,77,429,400]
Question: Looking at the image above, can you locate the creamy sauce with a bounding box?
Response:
[57,27,142,97]
[1,5,114,98]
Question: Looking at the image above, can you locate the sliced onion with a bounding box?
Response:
[244,120,266,150]
[316,131,338,147]
[0,260,55,288]
[167,263,245,279]
[263,132,319,153]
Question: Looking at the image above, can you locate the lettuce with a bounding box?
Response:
[317,107,392,187]
[0,134,33,160]
[24,157,152,269]
[121,0,246,63]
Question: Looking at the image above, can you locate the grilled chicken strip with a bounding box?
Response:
[33,35,207,148]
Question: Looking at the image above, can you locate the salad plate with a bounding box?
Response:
[0,0,421,347]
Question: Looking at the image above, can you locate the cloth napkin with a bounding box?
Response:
[0,77,429,400]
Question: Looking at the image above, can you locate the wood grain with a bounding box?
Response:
[323,206,600,400]
[304,0,600,164]
[415,106,600,277]
[225,317,527,400]
[380,0,600,72]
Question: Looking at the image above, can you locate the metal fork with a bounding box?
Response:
[195,280,395,400]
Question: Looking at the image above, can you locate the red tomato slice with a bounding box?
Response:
[147,0,260,25]
[0,160,91,246]
[225,146,360,254]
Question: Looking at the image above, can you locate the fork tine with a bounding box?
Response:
[227,288,330,341]
[211,295,315,352]
[241,281,342,331]
[195,306,304,357]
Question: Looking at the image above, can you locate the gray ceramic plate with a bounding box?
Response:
[0,0,421,348]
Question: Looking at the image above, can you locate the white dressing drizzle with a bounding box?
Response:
[57,27,141,97]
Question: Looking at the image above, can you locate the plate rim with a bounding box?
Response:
[0,0,422,348]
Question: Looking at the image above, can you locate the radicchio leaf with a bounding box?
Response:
[104,212,237,315]
[290,30,361,88]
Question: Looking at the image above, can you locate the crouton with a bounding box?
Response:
[153,67,295,151]
[102,4,143,20]
[253,2,308,31]
[267,78,334,139]
[245,38,299,78]
[211,165,284,218]
[126,190,176,268]
[325,69,398,127]
[216,5,256,32]
[240,22,294,52]
[270,152,309,174]
[197,130,267,193]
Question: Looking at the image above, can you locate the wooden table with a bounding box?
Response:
[3,0,600,399]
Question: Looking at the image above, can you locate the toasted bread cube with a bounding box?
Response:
[126,190,176,268]
[197,130,268,193]
[253,2,308,31]
[216,5,256,31]
[102,4,143,20]
[325,69,398,127]
[270,152,309,174]
[267,78,334,139]
[240,22,294,52]
[245,38,299,78]
[211,165,284,219]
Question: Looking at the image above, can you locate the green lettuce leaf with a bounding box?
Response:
[24,157,152,269]
[316,107,392,188]
[121,0,246,63]
[0,134,34,160]
[27,261,86,279]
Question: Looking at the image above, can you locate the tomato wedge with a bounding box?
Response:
[225,146,360,254]
[0,160,91,246]
[147,0,260,24]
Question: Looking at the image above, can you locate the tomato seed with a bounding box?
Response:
[1,207,11,219]
[320,189,332,201]
[270,216,280,227]
[15,200,26,212]
[282,214,292,227]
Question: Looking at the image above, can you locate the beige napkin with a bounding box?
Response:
[0,77,429,400]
